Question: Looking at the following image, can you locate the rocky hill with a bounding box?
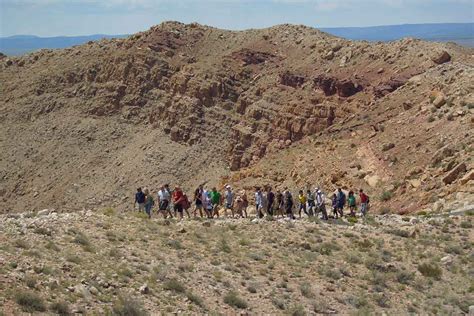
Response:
[0,21,473,214]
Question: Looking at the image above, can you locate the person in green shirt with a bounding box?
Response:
[210,187,222,218]
[348,191,356,217]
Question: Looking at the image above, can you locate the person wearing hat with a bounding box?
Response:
[223,185,235,218]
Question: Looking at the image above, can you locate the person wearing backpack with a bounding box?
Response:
[182,192,192,219]
[134,187,146,212]
[359,189,369,217]
[144,188,154,219]
[172,186,186,220]
[348,191,356,217]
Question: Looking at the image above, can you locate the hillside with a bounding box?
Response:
[0,209,473,314]
[0,21,473,215]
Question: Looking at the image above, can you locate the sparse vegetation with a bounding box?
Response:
[15,291,46,312]
[163,278,186,293]
[111,296,148,316]
[418,262,442,280]
[224,291,248,309]
[50,300,71,316]
[379,191,393,201]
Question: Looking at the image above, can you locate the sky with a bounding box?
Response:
[0,0,473,37]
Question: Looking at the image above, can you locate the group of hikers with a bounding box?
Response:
[133,184,370,220]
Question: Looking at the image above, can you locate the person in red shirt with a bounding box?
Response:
[359,189,369,217]
[173,186,186,219]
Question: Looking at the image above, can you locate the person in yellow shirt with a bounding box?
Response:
[298,190,308,218]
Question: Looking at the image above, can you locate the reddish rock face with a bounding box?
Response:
[313,75,363,97]
[231,48,277,66]
[373,78,407,98]
[279,71,306,88]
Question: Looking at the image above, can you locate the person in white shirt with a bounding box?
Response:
[223,186,235,218]
[157,184,173,218]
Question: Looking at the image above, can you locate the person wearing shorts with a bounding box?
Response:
[223,186,234,218]
[209,187,222,218]
[158,185,172,218]
[172,186,186,219]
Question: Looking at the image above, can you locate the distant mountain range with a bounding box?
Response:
[1,23,473,56]
[0,34,129,56]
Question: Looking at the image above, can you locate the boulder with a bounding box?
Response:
[442,162,467,184]
[459,169,474,185]
[382,143,395,152]
[440,255,453,265]
[408,179,421,188]
[364,175,381,188]
[432,51,451,64]
[432,93,446,108]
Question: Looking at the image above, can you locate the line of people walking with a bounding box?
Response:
[134,184,370,220]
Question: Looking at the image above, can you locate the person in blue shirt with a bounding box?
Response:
[336,188,346,218]
[134,187,146,212]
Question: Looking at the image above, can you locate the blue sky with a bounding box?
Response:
[0,0,473,36]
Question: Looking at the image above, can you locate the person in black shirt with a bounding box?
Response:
[193,184,204,218]
[134,187,146,212]
[266,187,275,216]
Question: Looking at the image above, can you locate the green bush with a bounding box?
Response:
[14,239,30,249]
[287,304,306,316]
[111,296,148,316]
[24,275,37,288]
[379,191,393,201]
[163,278,185,293]
[396,270,414,284]
[186,291,204,307]
[299,282,314,298]
[388,229,411,238]
[418,262,442,280]
[218,239,231,253]
[224,291,248,309]
[15,291,46,312]
[50,301,71,315]
[460,221,472,229]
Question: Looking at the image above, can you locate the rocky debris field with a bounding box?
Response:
[0,207,473,315]
[0,21,473,214]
